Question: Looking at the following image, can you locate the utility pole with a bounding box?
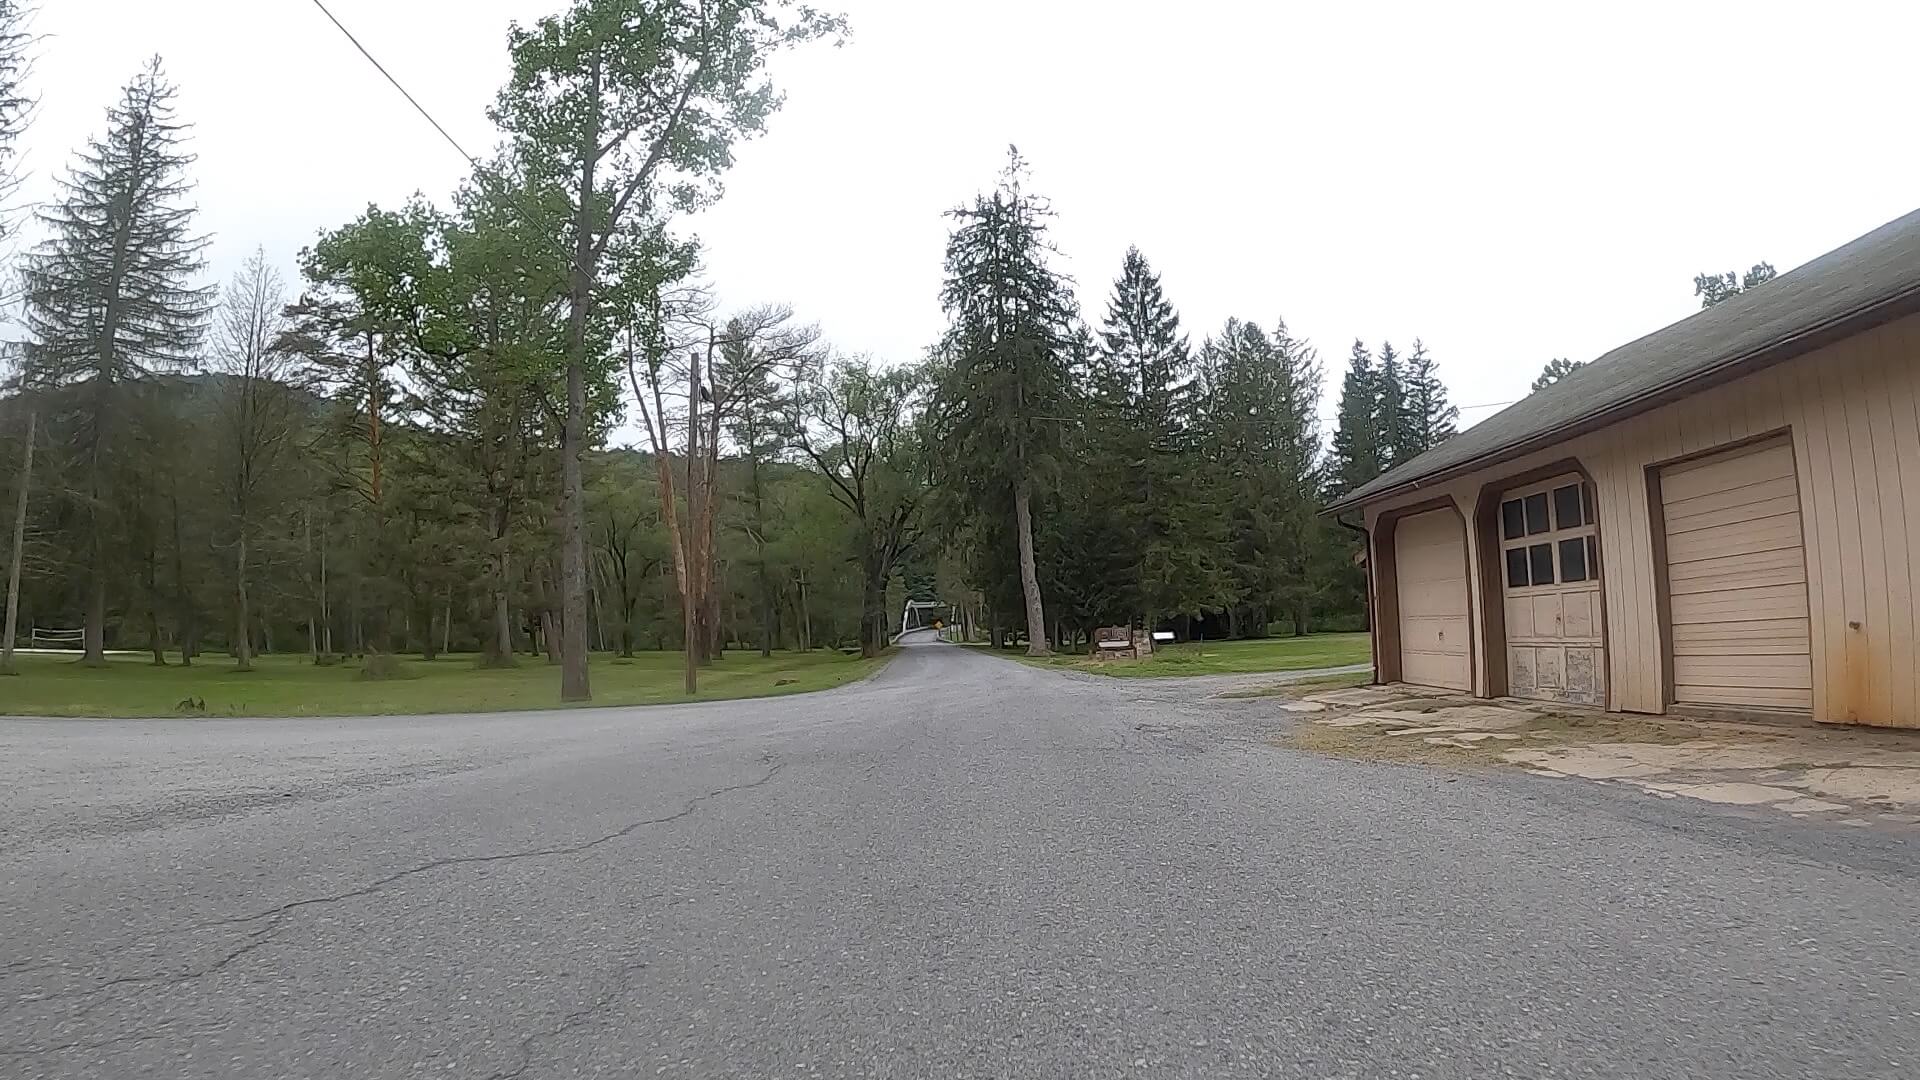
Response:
[3,411,35,675]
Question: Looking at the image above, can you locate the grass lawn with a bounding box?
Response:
[0,648,888,719]
[983,632,1373,678]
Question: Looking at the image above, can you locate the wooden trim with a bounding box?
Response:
[1470,457,1612,706]
[1646,428,1803,714]
[1643,426,1795,473]
[1372,496,1470,688]
[1645,464,1676,708]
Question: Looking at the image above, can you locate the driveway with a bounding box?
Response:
[3,636,1918,1078]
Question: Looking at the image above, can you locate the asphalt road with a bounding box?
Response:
[4,635,1919,1079]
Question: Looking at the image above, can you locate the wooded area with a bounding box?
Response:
[0,0,1464,703]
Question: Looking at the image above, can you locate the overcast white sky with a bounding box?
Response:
[22,0,1920,430]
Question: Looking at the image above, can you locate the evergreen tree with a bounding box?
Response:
[1694,261,1778,307]
[1094,246,1190,436]
[1203,318,1322,635]
[1402,339,1457,453]
[1327,340,1382,495]
[19,58,212,664]
[1088,246,1227,627]
[1375,341,1418,467]
[936,148,1077,656]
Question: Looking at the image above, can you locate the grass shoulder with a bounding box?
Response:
[974,632,1372,678]
[0,647,889,719]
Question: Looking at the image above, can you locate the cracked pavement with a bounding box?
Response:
[5,635,1920,1077]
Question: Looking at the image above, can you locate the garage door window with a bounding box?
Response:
[1501,482,1597,590]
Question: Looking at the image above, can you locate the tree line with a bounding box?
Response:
[927,151,1458,654]
[2,0,1471,695]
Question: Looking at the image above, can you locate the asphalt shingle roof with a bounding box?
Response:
[1327,207,1920,513]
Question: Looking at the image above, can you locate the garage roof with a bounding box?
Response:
[1326,207,1920,514]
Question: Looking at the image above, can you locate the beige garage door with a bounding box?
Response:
[1395,509,1471,691]
[1659,438,1813,711]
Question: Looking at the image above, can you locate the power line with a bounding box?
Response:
[302,0,581,280]
[306,0,481,167]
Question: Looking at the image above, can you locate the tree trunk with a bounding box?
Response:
[235,532,253,671]
[553,61,604,706]
[319,514,332,657]
[752,568,770,657]
[419,592,439,662]
[302,505,318,663]
[796,572,811,652]
[442,589,453,658]
[859,552,886,659]
[482,544,516,668]
[683,351,704,693]
[81,384,109,667]
[541,607,560,665]
[83,572,107,667]
[1011,478,1050,656]
[1,411,34,674]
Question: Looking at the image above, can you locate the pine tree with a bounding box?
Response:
[1089,246,1226,627]
[1531,357,1586,392]
[1376,341,1419,467]
[936,147,1077,655]
[1095,246,1191,436]
[1694,261,1778,308]
[1328,340,1382,495]
[1402,339,1457,453]
[20,57,212,664]
[1204,317,1322,635]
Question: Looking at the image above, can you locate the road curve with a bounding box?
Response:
[3,634,1918,1078]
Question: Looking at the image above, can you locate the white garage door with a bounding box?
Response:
[1659,438,1813,711]
[1395,509,1471,692]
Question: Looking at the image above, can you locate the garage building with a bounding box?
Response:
[1327,208,1920,728]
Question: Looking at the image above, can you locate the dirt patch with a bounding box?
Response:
[1283,710,1728,768]
[1279,688,1920,822]
[1218,672,1372,700]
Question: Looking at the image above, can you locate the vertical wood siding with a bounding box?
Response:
[1363,311,1920,727]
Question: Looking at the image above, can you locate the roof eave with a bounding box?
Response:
[1321,281,1920,518]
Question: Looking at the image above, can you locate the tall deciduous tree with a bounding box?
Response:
[493,0,845,702]
[212,249,299,671]
[789,356,931,656]
[20,57,211,664]
[0,0,34,250]
[937,148,1076,656]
